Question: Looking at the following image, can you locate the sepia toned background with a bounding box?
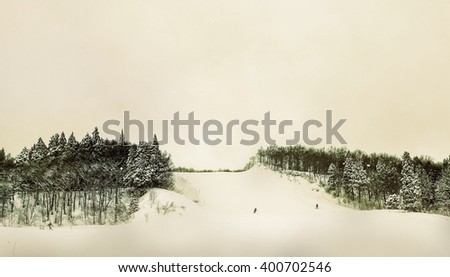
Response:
[1,0,449,169]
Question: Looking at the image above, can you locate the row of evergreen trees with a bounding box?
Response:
[257,145,450,214]
[0,128,174,226]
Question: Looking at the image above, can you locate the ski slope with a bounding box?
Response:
[1,166,449,256]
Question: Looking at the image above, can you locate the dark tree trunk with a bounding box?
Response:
[83,191,87,222]
[63,192,66,215]
[114,187,119,223]
[68,191,72,220]
[72,192,76,212]
[92,191,96,225]
[10,193,14,213]
[98,190,102,225]
[1,192,5,218]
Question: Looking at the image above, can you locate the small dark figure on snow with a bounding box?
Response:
[253,208,257,214]
[315,203,319,209]
[47,222,53,230]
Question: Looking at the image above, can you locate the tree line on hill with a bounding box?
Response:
[257,145,450,214]
[0,128,174,226]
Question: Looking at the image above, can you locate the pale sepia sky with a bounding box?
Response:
[1,0,449,169]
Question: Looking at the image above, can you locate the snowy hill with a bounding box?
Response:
[1,166,449,256]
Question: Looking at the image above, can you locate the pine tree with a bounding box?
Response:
[375,157,401,204]
[125,145,137,167]
[92,127,101,145]
[385,194,400,209]
[436,167,450,211]
[327,163,341,196]
[79,133,93,153]
[0,148,5,165]
[148,136,163,186]
[30,138,48,161]
[67,133,78,149]
[149,135,173,189]
[124,137,173,195]
[59,132,67,149]
[15,147,30,165]
[63,132,79,160]
[118,130,126,146]
[48,133,60,156]
[343,156,355,199]
[92,127,107,160]
[443,156,450,169]
[352,159,369,203]
[124,142,147,194]
[400,152,422,212]
[418,167,436,210]
[343,156,369,202]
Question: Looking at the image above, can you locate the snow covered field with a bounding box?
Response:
[1,166,449,256]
